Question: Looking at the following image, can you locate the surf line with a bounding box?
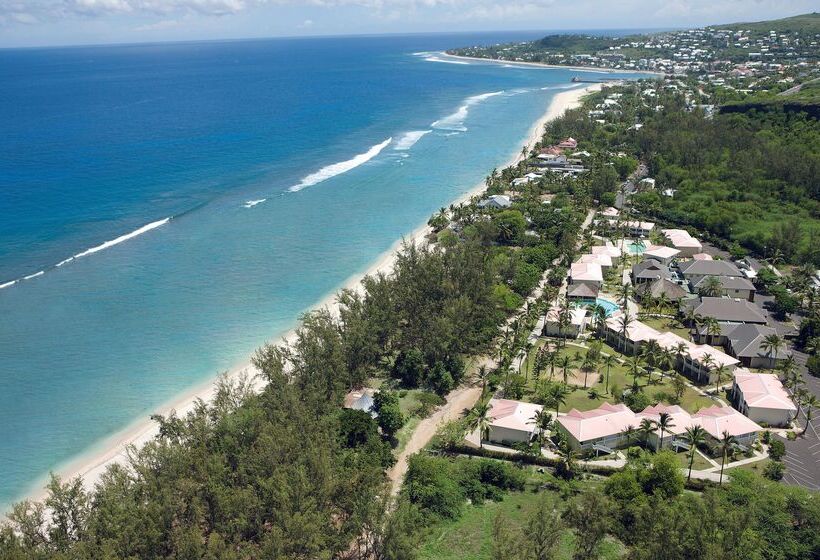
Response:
[0,217,173,290]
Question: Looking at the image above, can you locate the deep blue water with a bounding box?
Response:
[0,33,643,509]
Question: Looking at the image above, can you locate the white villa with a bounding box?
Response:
[486,398,544,444]
[732,371,797,427]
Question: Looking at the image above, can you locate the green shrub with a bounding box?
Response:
[764,460,785,481]
[768,439,786,461]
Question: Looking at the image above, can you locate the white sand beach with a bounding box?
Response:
[18,83,601,510]
[443,52,663,76]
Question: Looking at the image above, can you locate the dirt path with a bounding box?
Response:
[387,382,484,496]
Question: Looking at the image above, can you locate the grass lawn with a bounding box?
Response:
[395,416,421,453]
[518,338,714,414]
[728,457,771,475]
[674,449,714,472]
[416,488,624,560]
[640,316,691,339]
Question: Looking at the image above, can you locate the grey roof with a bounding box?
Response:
[632,259,673,281]
[723,323,788,360]
[567,282,599,298]
[635,278,690,300]
[678,259,743,278]
[478,195,511,209]
[693,275,755,291]
[685,297,767,324]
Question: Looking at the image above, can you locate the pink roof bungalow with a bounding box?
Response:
[642,245,681,265]
[732,371,797,427]
[591,244,622,260]
[693,405,762,446]
[578,252,613,270]
[539,146,564,156]
[557,137,578,149]
[570,262,603,286]
[485,398,544,444]
[556,403,638,451]
[692,253,714,261]
[662,228,702,257]
[637,404,695,449]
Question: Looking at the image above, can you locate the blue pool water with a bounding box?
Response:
[628,241,647,255]
[577,298,620,317]
[0,34,643,508]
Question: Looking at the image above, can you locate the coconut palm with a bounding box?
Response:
[682,425,707,481]
[711,364,729,396]
[655,412,675,452]
[617,311,634,354]
[699,276,724,298]
[623,424,638,447]
[699,354,715,385]
[760,334,784,371]
[469,401,492,449]
[718,431,737,485]
[546,350,558,380]
[619,282,632,310]
[558,355,573,387]
[626,355,644,392]
[702,316,722,345]
[546,383,569,417]
[638,418,657,449]
[531,408,553,450]
[556,440,578,477]
[477,365,491,395]
[602,354,618,394]
[581,351,597,389]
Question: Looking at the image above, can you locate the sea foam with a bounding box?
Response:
[288,137,392,192]
[431,91,504,132]
[243,199,266,208]
[394,130,431,151]
[424,56,469,65]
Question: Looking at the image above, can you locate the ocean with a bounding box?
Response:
[0,32,643,508]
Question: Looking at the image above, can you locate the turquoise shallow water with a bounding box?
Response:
[0,34,643,508]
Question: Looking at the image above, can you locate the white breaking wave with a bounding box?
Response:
[431,91,504,132]
[424,56,469,65]
[73,218,171,259]
[288,137,392,192]
[394,130,431,151]
[243,199,266,208]
[0,217,172,291]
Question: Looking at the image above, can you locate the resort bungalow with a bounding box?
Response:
[693,405,762,448]
[557,403,638,452]
[558,137,578,149]
[567,282,600,301]
[486,398,544,445]
[631,259,673,285]
[722,324,788,369]
[597,207,620,221]
[731,371,797,427]
[642,245,681,266]
[683,297,767,327]
[637,404,697,450]
[570,262,603,288]
[625,220,655,238]
[678,258,744,284]
[634,278,690,303]
[591,244,622,264]
[478,194,512,209]
[662,229,702,257]
[343,389,376,416]
[578,252,613,271]
[691,275,756,301]
[543,306,588,338]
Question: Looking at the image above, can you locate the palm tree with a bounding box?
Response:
[641,340,662,384]
[718,431,737,485]
[619,283,632,310]
[469,401,492,449]
[617,311,634,354]
[699,354,715,385]
[802,394,818,436]
[682,425,707,481]
[546,350,558,380]
[602,354,617,394]
[699,276,724,298]
[711,364,729,396]
[760,334,784,371]
[623,424,638,447]
[477,365,491,396]
[547,384,569,417]
[702,317,721,345]
[626,355,644,392]
[581,351,597,389]
[556,440,577,477]
[639,418,657,449]
[655,412,675,452]
[531,409,553,451]
[655,292,671,314]
[558,355,573,387]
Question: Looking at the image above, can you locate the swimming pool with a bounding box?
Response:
[577,297,620,317]
[628,240,646,255]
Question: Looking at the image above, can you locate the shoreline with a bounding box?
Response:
[10,83,601,513]
[442,52,664,77]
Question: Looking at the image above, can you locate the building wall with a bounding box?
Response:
[488,425,532,445]
[544,322,580,338]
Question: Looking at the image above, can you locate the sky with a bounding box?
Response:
[0,0,815,48]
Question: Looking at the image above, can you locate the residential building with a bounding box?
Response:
[643,245,681,265]
[557,403,638,451]
[683,297,767,326]
[343,389,376,416]
[625,219,655,237]
[570,262,603,287]
[634,278,690,303]
[662,228,702,257]
[677,259,745,286]
[478,194,512,209]
[578,252,613,271]
[691,274,756,301]
[486,398,544,444]
[567,282,600,301]
[731,371,797,427]
[721,324,788,369]
[632,259,674,285]
[693,405,762,448]
[543,306,588,338]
